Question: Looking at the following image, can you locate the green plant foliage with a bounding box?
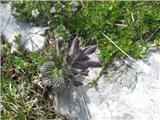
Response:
[11,1,160,66]
[65,1,159,63]
[11,1,52,26]
[0,38,66,119]
[54,24,71,43]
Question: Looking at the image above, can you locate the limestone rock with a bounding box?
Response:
[0,3,48,52]
[59,49,160,120]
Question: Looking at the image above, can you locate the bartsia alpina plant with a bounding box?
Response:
[40,36,101,95]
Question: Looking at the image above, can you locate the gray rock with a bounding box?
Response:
[0,3,48,51]
[59,49,160,120]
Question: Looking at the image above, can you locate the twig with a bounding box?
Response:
[102,33,136,62]
[145,26,160,42]
[29,36,41,51]
[28,27,49,36]
[79,87,91,120]
[1,13,11,32]
[114,24,128,28]
[1,100,18,113]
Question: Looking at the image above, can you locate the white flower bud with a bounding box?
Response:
[31,9,39,17]
[50,6,56,13]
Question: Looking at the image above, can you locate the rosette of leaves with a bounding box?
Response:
[40,36,101,95]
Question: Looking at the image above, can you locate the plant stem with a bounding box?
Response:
[102,33,136,62]
[79,87,91,120]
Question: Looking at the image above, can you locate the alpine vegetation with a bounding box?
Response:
[40,36,102,95]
